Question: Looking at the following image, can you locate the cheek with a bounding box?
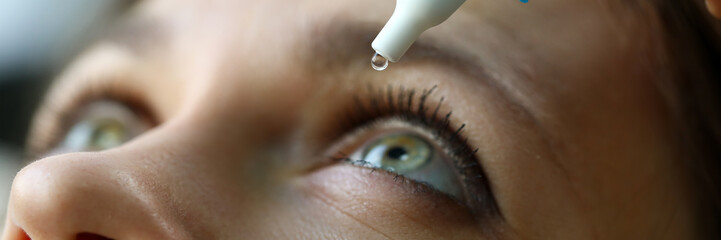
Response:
[293,165,484,238]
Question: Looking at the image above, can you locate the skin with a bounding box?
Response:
[1,0,708,239]
[708,0,721,18]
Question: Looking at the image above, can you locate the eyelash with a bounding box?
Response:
[331,84,501,221]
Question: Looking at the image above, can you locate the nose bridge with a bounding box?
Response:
[5,152,191,240]
[4,112,274,240]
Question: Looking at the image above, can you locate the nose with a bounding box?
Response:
[2,152,182,240]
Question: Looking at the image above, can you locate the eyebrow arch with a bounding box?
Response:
[305,22,543,136]
[305,21,492,83]
[102,16,169,55]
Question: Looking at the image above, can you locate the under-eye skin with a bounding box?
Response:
[330,85,501,221]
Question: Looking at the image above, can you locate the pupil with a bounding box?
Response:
[386,147,408,161]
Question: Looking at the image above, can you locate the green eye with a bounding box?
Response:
[60,101,149,152]
[64,118,129,151]
[348,131,464,200]
[362,134,433,173]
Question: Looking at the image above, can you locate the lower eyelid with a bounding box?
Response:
[298,164,480,230]
[346,158,466,205]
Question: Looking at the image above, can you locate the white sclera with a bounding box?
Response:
[347,131,464,200]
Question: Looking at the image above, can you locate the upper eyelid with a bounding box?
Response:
[338,85,476,161]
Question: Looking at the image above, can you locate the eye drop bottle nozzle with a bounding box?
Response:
[371,0,466,71]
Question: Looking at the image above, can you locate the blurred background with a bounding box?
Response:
[0,0,128,232]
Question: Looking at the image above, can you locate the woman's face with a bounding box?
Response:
[3,0,696,239]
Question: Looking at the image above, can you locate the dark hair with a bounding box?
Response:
[654,0,721,238]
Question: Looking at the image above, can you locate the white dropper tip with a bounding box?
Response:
[371,0,466,63]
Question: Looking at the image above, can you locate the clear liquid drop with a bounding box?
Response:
[371,52,389,71]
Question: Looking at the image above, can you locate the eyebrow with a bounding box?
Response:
[305,21,491,81]
[103,16,169,55]
[100,16,529,126]
[101,16,515,115]
[307,22,549,153]
[103,15,488,83]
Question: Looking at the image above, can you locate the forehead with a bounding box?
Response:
[105,0,652,53]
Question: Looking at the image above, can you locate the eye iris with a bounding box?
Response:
[63,118,129,151]
[363,134,433,173]
[89,119,128,150]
